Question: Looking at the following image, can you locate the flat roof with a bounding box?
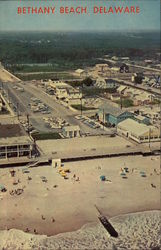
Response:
[0,124,26,138]
[118,119,158,137]
[0,135,33,146]
[63,125,80,131]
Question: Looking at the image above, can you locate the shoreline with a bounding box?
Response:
[0,210,160,250]
[0,198,160,237]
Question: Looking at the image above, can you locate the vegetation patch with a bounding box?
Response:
[71,104,96,111]
[115,98,134,107]
[31,132,61,140]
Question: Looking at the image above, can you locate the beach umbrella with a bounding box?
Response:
[100,175,106,181]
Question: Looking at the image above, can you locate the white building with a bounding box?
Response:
[117,118,160,143]
[67,88,82,105]
[75,69,87,78]
[62,125,80,138]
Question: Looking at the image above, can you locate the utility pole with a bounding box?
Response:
[27,114,30,134]
[80,85,83,116]
[17,102,19,120]
[149,128,151,149]
[103,108,105,130]
[120,93,123,110]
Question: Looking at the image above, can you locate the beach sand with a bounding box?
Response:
[0,210,160,250]
[0,155,160,238]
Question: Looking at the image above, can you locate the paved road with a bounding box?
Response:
[126,63,161,73]
[2,81,112,135]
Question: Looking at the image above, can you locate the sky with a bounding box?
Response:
[0,0,160,32]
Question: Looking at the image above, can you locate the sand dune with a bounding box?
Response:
[0,210,160,250]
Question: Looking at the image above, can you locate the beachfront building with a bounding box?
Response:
[117,119,160,143]
[62,125,80,138]
[98,104,134,126]
[0,124,34,160]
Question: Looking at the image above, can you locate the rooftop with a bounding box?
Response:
[0,124,26,138]
[99,104,128,117]
[118,119,158,137]
[0,135,33,146]
[75,69,84,74]
[63,125,80,131]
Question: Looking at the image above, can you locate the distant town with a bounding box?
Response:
[0,51,160,165]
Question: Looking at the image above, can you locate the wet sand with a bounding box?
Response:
[0,211,160,250]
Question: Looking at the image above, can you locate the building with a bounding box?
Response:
[0,124,34,160]
[117,118,160,143]
[95,64,109,72]
[62,125,80,138]
[110,93,120,101]
[120,64,129,73]
[117,85,127,94]
[111,67,120,72]
[132,114,150,125]
[75,69,87,78]
[98,104,134,126]
[133,93,154,106]
[105,79,119,88]
[66,88,82,105]
[94,78,106,88]
[49,81,82,104]
[94,78,118,89]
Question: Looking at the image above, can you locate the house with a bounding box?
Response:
[105,79,119,89]
[120,64,129,73]
[121,57,130,61]
[98,104,134,126]
[117,85,127,94]
[95,64,109,72]
[75,69,87,78]
[95,78,119,89]
[94,78,106,88]
[111,56,119,61]
[117,118,160,143]
[66,88,82,105]
[110,93,120,101]
[133,93,154,106]
[62,125,80,138]
[111,67,120,72]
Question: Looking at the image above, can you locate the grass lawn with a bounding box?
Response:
[31,132,61,140]
[115,98,134,108]
[71,104,96,111]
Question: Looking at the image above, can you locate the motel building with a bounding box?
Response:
[117,119,160,143]
[0,124,34,161]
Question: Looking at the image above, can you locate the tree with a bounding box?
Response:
[82,77,93,86]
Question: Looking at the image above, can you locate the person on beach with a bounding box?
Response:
[51,217,55,223]
[41,215,45,220]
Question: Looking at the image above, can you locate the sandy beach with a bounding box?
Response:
[0,210,160,250]
[0,155,160,238]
